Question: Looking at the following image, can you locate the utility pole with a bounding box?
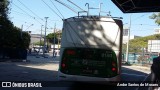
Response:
[53,23,56,58]
[39,25,43,52]
[125,14,131,63]
[21,24,23,39]
[43,17,49,57]
[58,30,60,49]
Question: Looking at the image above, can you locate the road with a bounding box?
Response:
[0,53,155,90]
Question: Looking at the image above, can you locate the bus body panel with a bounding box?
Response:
[58,71,121,82]
[58,16,123,82]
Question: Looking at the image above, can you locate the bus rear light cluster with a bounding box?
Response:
[112,67,116,71]
[66,50,76,55]
[111,62,117,72]
[62,63,66,68]
[61,58,67,68]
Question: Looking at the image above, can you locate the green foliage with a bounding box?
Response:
[0,0,30,49]
[127,34,160,52]
[46,32,62,44]
[0,0,10,17]
[149,13,160,26]
[34,40,44,46]
[0,26,30,49]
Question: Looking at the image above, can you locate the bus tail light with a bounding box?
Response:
[61,58,67,68]
[111,62,117,72]
[112,67,116,71]
[62,63,66,68]
[66,50,76,55]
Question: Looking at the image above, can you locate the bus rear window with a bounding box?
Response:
[60,48,118,78]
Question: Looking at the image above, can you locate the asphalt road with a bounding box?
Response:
[0,54,155,90]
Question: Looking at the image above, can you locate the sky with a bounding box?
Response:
[8,0,159,36]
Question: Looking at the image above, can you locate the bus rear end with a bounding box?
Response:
[58,16,123,82]
[59,48,120,81]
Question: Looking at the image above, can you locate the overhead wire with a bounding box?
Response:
[12,1,57,31]
[67,0,85,11]
[41,0,63,20]
[132,24,157,26]
[11,10,45,25]
[55,0,78,14]
[11,10,32,17]
[17,0,44,21]
[50,0,65,19]
[12,2,35,19]
[132,13,150,22]
[12,2,43,25]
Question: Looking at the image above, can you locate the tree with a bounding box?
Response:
[34,40,44,46]
[149,13,160,25]
[46,32,62,44]
[0,0,30,49]
[127,34,160,52]
[0,0,13,49]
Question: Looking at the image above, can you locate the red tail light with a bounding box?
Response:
[112,62,117,72]
[112,67,116,71]
[62,63,66,68]
[67,50,75,55]
[61,58,66,68]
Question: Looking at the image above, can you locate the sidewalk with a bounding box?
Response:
[25,53,60,71]
[122,65,151,74]
[0,54,60,81]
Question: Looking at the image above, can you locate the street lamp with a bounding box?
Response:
[24,24,34,31]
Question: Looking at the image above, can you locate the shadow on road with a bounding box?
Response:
[0,62,58,81]
[0,58,154,90]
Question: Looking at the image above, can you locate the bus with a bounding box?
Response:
[58,16,123,82]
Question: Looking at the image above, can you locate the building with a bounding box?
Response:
[154,28,160,34]
[30,34,44,45]
[28,30,62,52]
[122,28,141,44]
[148,40,160,53]
[123,28,128,36]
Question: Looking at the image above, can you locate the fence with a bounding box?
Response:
[122,53,159,65]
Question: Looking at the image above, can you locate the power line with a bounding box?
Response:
[55,0,78,14]
[11,10,42,24]
[67,0,85,11]
[48,19,62,22]
[11,2,43,25]
[11,10,30,17]
[17,0,44,21]
[132,13,150,22]
[131,29,155,31]
[50,0,64,19]
[132,24,157,26]
[41,0,63,20]
[12,2,35,19]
